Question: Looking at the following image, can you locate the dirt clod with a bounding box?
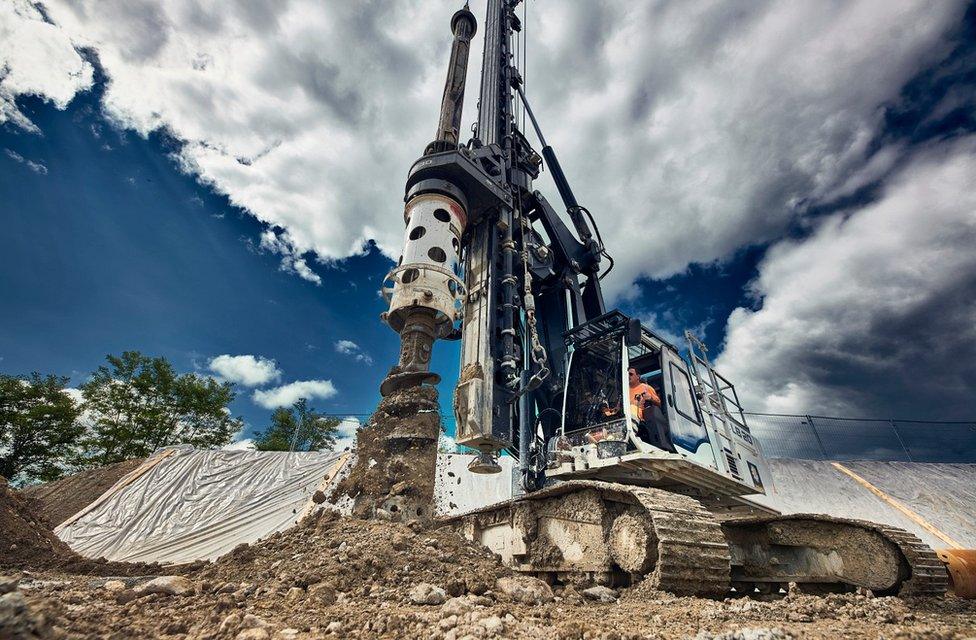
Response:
[332,385,441,521]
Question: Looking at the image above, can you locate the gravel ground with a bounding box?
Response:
[2,509,974,640]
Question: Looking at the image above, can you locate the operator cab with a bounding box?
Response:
[549,311,770,500]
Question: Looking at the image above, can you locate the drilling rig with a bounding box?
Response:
[378,0,960,597]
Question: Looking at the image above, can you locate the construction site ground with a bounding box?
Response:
[3,470,976,640]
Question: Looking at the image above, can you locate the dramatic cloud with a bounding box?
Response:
[207,354,281,387]
[2,0,973,420]
[521,1,967,297]
[716,137,976,419]
[0,0,93,132]
[252,379,337,409]
[334,339,373,366]
[2,0,965,297]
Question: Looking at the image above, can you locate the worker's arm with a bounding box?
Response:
[640,384,661,407]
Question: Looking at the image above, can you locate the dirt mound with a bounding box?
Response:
[197,508,511,600]
[4,526,975,640]
[0,476,173,577]
[0,476,76,570]
[20,458,145,527]
[333,384,441,521]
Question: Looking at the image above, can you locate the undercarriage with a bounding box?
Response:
[446,480,949,598]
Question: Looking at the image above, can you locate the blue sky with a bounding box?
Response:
[0,90,457,436]
[2,0,975,444]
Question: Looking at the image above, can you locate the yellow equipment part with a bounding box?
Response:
[936,549,976,599]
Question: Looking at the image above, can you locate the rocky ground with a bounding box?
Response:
[2,506,975,640]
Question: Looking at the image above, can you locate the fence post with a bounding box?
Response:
[888,419,913,463]
[806,415,829,460]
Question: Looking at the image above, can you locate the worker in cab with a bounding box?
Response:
[629,367,661,423]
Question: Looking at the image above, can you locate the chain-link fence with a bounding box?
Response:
[743,412,976,462]
[327,411,976,463]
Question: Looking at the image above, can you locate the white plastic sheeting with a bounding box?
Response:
[751,459,976,549]
[54,449,511,565]
[54,446,975,566]
[56,446,347,564]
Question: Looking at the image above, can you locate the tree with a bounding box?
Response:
[254,398,339,452]
[76,351,242,466]
[0,373,84,483]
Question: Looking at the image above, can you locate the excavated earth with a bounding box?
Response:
[0,475,177,578]
[331,384,442,520]
[2,507,975,639]
[3,412,975,639]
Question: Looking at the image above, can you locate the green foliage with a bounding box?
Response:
[253,398,339,452]
[0,373,84,483]
[76,351,242,467]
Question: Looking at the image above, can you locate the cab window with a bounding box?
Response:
[669,363,700,424]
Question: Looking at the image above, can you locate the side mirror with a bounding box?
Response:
[625,318,642,347]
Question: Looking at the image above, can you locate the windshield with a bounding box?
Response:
[564,336,624,435]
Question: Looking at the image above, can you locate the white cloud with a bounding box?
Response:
[332,416,361,452]
[0,0,94,132]
[4,148,48,174]
[438,431,458,454]
[223,437,255,451]
[0,0,966,301]
[208,354,281,387]
[252,379,337,409]
[715,137,976,419]
[259,229,322,285]
[334,339,373,366]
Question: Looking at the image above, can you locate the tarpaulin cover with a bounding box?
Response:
[752,459,976,549]
[54,449,513,565]
[56,446,976,566]
[55,446,346,564]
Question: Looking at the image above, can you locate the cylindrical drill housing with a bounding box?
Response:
[383,192,467,337]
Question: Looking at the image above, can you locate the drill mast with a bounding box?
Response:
[382,0,607,489]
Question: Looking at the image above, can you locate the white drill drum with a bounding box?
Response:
[383,193,467,337]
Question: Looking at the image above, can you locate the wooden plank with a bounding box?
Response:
[297,452,352,521]
[55,448,179,533]
[831,461,963,550]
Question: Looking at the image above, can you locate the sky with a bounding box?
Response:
[1,0,975,445]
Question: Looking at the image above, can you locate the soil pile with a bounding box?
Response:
[0,476,171,577]
[332,385,441,521]
[2,503,975,638]
[0,476,76,570]
[3,540,975,639]
[20,458,145,527]
[197,507,512,601]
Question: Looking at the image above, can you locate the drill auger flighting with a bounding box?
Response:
[379,5,476,398]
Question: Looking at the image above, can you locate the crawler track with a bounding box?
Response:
[722,513,949,597]
[876,524,950,596]
[447,481,948,598]
[627,487,730,596]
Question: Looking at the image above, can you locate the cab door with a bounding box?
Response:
[660,349,716,469]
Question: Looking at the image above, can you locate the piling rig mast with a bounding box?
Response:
[378,1,959,597]
[382,0,608,490]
